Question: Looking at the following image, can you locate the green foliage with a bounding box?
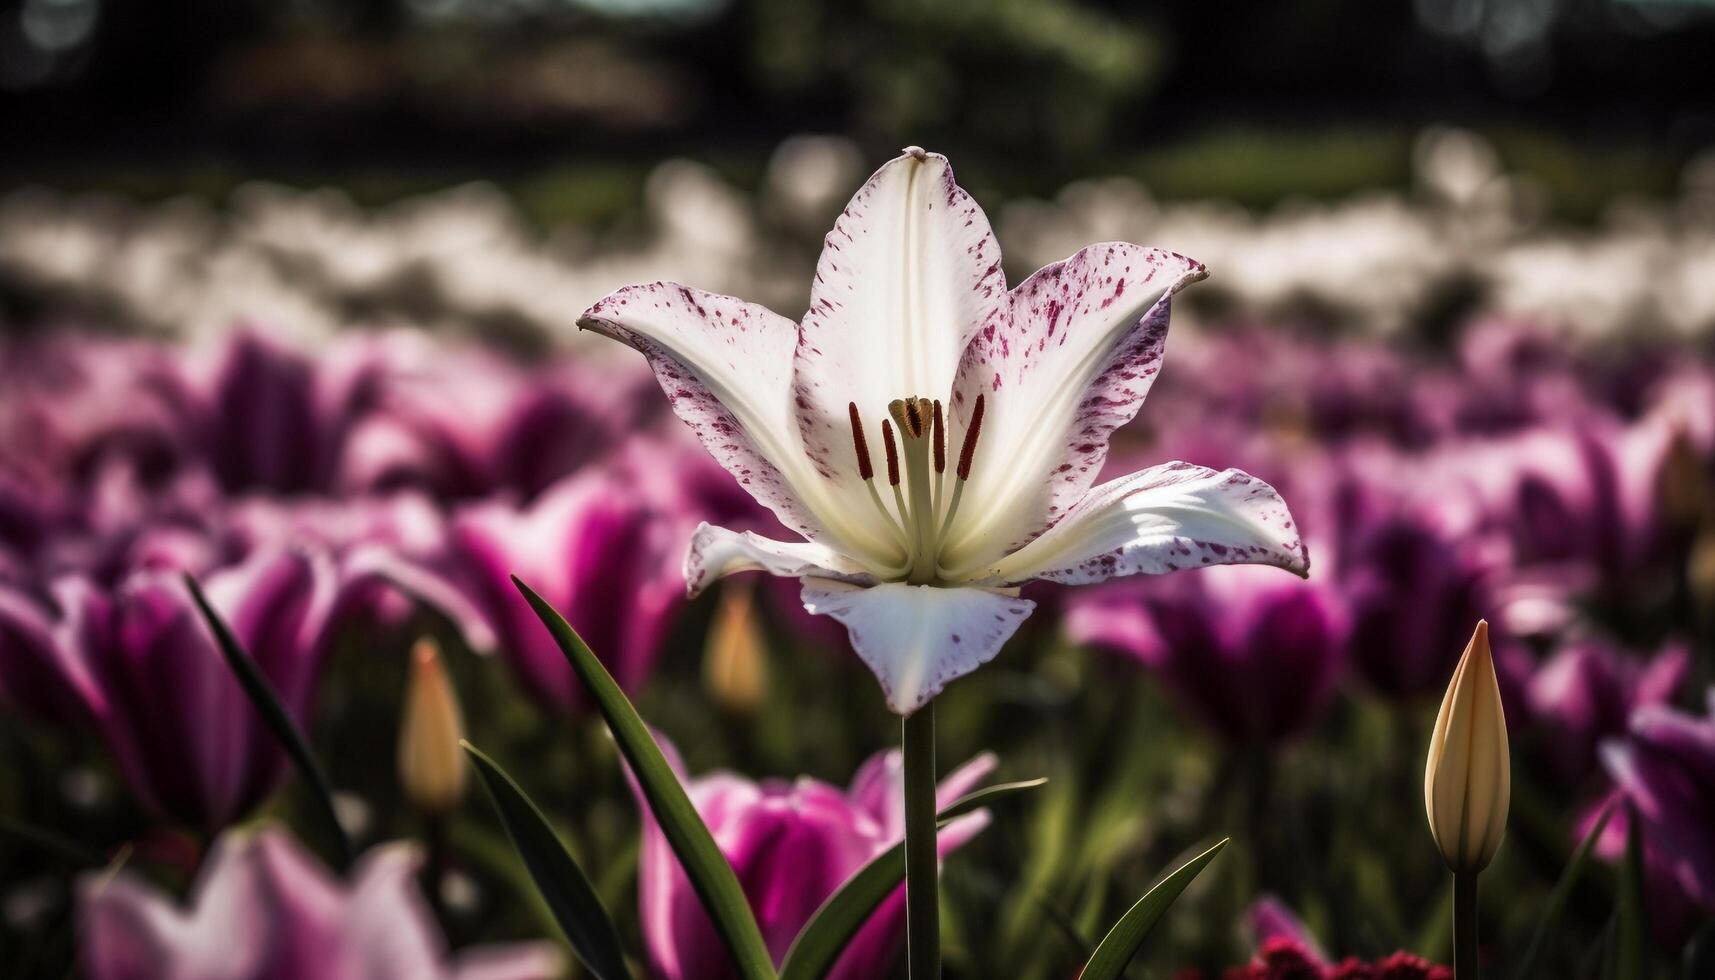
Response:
[1081,838,1231,980]
[515,575,777,980]
[464,743,632,980]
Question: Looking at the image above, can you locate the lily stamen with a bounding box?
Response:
[881,417,913,551]
[900,402,937,583]
[850,402,908,552]
[937,393,984,549]
[867,396,965,582]
[930,399,947,534]
[847,401,874,482]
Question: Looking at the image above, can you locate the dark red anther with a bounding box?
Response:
[881,419,901,486]
[956,394,985,481]
[932,400,946,473]
[847,402,873,481]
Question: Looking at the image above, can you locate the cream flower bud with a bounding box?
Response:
[703,583,769,715]
[399,638,467,814]
[1690,519,1715,627]
[1424,620,1510,873]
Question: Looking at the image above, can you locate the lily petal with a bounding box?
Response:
[942,244,1205,568]
[684,522,875,598]
[978,462,1308,586]
[800,579,1035,715]
[580,283,892,565]
[791,149,1009,515]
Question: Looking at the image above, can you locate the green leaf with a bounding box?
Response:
[1079,838,1230,980]
[936,778,1048,822]
[777,777,1047,980]
[1515,802,1614,980]
[1605,804,1649,980]
[514,576,775,980]
[183,574,351,868]
[779,840,904,980]
[463,742,632,980]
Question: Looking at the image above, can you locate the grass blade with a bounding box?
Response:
[1605,804,1649,980]
[777,778,1046,980]
[1514,802,1614,979]
[1079,838,1230,980]
[184,574,351,867]
[463,742,632,980]
[514,575,775,980]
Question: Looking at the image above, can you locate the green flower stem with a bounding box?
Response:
[1454,870,1479,979]
[903,700,939,978]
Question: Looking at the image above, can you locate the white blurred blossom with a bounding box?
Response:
[3,130,1712,347]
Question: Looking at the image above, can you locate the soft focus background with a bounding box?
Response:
[3,1,1715,977]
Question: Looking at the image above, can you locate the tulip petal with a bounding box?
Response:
[846,749,998,843]
[0,579,104,723]
[940,244,1205,567]
[800,580,1034,715]
[975,463,1308,586]
[790,150,1009,531]
[80,855,265,980]
[451,946,569,980]
[686,522,875,598]
[581,283,890,565]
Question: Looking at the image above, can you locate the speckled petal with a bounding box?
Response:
[580,282,888,562]
[684,522,876,597]
[790,149,1009,531]
[977,462,1308,586]
[800,579,1035,715]
[940,244,1206,569]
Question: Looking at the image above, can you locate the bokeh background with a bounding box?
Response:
[3,1,1715,977]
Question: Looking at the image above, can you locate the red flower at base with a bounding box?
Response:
[1178,939,1452,980]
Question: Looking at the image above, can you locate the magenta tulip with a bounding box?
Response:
[0,549,337,829]
[1525,638,1688,784]
[639,744,995,980]
[1068,562,1348,745]
[1582,690,1715,940]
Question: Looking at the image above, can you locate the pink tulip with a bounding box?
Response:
[444,467,684,711]
[81,826,559,980]
[639,743,995,980]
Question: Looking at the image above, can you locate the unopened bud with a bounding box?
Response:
[1659,427,1709,534]
[1425,621,1510,874]
[1690,519,1715,626]
[399,638,467,814]
[703,583,769,715]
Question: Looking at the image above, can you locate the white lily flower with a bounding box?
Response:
[580,147,1308,714]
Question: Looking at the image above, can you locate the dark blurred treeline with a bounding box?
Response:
[2,0,1713,199]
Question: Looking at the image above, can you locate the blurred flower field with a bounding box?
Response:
[1,132,1713,978]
